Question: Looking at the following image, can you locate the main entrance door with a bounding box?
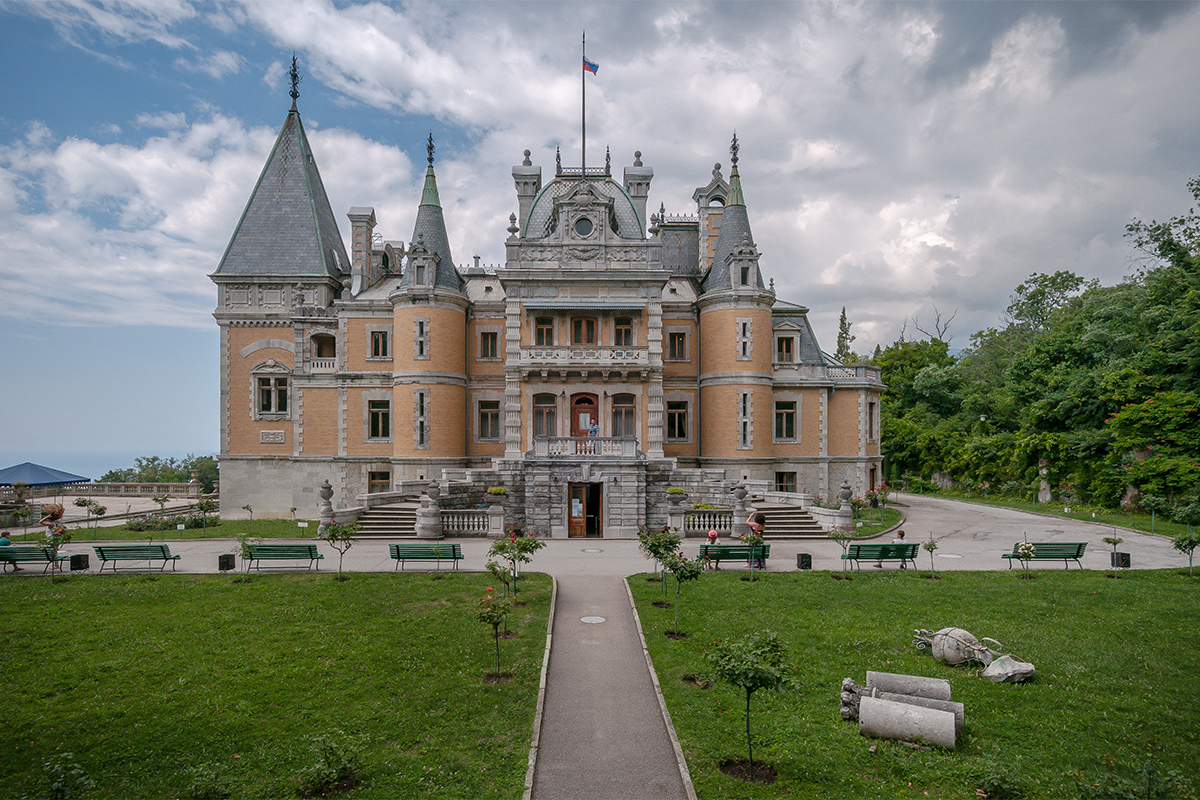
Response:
[570,393,598,438]
[568,482,603,537]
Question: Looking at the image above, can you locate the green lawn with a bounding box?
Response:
[631,569,1200,799]
[0,572,550,799]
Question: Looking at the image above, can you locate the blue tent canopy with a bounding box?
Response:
[0,462,92,487]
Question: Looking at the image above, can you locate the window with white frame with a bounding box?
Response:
[611,393,636,438]
[251,361,291,420]
[614,317,633,346]
[368,400,390,439]
[776,335,794,363]
[366,325,392,361]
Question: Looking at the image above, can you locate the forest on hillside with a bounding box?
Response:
[860,177,1199,513]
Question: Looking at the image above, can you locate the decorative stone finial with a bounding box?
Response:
[508,213,519,235]
[288,53,301,109]
[555,146,561,174]
[605,146,611,174]
[730,132,739,167]
[426,133,435,166]
[634,150,643,167]
[522,149,532,166]
[712,163,722,180]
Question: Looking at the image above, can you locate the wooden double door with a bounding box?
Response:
[568,482,603,538]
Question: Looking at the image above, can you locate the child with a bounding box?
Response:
[705,529,720,569]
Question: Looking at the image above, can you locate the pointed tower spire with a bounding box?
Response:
[702,132,762,293]
[403,132,462,291]
[213,67,348,280]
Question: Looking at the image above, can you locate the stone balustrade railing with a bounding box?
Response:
[531,436,641,458]
[441,509,490,535]
[1,482,207,503]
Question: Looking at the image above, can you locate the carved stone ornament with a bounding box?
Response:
[913,627,999,667]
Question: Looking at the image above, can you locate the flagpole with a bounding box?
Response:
[582,30,586,176]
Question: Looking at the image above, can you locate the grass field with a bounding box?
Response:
[631,569,1200,799]
[0,572,550,799]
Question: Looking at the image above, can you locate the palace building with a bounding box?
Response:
[210,89,884,537]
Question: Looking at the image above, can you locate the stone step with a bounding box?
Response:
[353,502,418,538]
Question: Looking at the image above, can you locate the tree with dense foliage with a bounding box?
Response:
[835,306,857,364]
[872,175,1200,510]
[100,454,218,493]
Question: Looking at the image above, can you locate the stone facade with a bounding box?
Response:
[210,99,884,537]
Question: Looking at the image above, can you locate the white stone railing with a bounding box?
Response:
[683,509,734,535]
[0,482,206,502]
[519,346,648,366]
[442,509,489,535]
[531,437,641,458]
[310,358,337,372]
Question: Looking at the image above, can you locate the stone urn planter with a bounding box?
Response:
[667,489,688,505]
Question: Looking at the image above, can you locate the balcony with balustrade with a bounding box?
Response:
[529,436,643,460]
[516,346,649,381]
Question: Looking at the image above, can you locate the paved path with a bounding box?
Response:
[531,575,689,800]
[5,492,1188,800]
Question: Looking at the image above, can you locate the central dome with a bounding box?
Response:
[522,176,645,240]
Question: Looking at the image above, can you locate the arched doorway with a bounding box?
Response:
[570,393,598,438]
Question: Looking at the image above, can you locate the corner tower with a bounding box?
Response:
[696,135,775,471]
[388,135,470,480]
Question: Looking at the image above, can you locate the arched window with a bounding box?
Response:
[533,393,557,438]
[311,333,336,358]
[612,393,636,438]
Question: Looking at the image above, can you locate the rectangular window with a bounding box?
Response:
[415,390,428,447]
[868,400,877,441]
[737,319,752,360]
[666,401,688,441]
[775,400,796,440]
[535,317,554,346]
[258,377,288,414]
[775,471,797,493]
[614,317,633,346]
[533,394,556,437]
[368,471,391,493]
[479,400,501,440]
[667,331,687,361]
[776,336,793,363]
[369,400,390,439]
[737,390,751,449]
[480,331,498,359]
[612,394,636,438]
[572,317,596,345]
[741,264,751,285]
[371,330,389,358]
[414,319,430,359]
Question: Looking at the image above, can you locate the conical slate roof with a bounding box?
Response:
[702,136,765,293]
[400,137,463,291]
[213,107,349,279]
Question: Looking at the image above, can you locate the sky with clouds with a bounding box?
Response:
[1,0,1198,478]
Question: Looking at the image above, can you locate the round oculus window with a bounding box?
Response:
[574,217,594,237]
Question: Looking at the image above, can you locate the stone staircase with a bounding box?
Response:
[353,502,419,537]
[756,503,826,538]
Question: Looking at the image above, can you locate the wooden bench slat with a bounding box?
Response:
[244,544,323,571]
[0,547,68,574]
[389,543,463,571]
[1001,542,1087,569]
[93,545,179,573]
[840,543,919,570]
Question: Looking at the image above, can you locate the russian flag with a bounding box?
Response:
[583,57,599,75]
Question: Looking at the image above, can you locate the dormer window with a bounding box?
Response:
[415,264,426,284]
[574,217,594,237]
[741,265,751,286]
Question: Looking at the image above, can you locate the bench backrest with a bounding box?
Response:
[248,544,320,556]
[0,546,55,560]
[389,543,463,557]
[95,545,174,558]
[846,543,918,559]
[699,544,771,558]
[1010,542,1087,557]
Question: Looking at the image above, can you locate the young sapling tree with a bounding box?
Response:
[1172,530,1200,577]
[662,552,704,634]
[475,587,514,678]
[325,519,358,581]
[707,630,793,777]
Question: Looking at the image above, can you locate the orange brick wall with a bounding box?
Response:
[298,386,340,455]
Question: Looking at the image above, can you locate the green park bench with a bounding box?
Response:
[243,543,324,571]
[0,546,69,574]
[389,543,464,571]
[1001,542,1088,569]
[93,544,180,573]
[698,543,771,569]
[841,543,919,570]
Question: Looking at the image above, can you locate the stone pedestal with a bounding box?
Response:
[415,482,443,539]
[667,507,686,536]
[487,504,506,538]
[317,480,334,536]
[731,485,749,538]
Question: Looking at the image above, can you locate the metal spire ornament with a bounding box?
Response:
[288,54,301,110]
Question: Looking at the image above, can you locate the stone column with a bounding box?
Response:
[731,484,749,538]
